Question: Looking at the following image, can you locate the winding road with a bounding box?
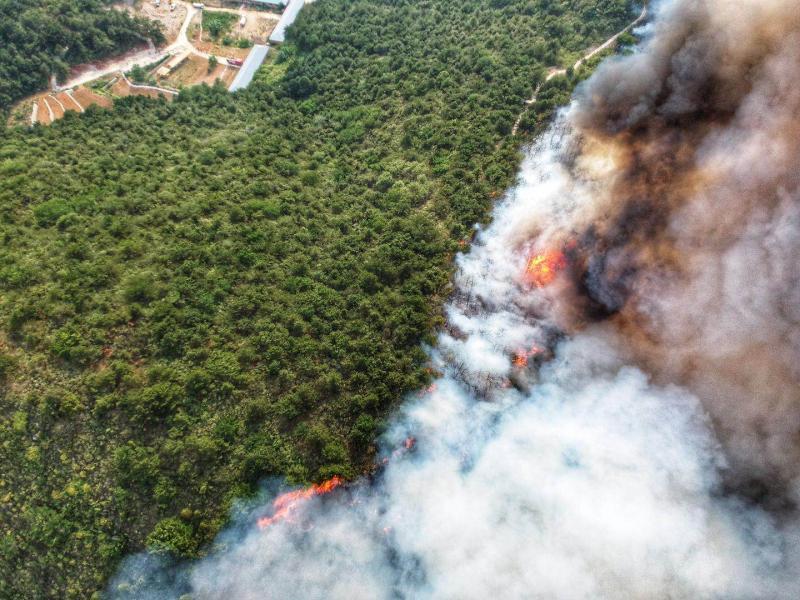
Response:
[52,0,645,124]
[57,2,212,91]
[511,3,648,136]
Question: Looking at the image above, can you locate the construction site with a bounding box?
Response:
[7,0,307,127]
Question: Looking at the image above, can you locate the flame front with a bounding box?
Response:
[526,249,567,287]
[257,476,343,530]
[513,345,544,368]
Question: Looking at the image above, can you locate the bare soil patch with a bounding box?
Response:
[56,92,82,113]
[111,77,174,100]
[161,53,210,87]
[73,87,113,109]
[203,63,237,87]
[125,1,188,44]
[47,96,65,119]
[158,54,235,88]
[190,8,275,55]
[36,98,52,125]
[233,10,278,42]
[65,43,153,83]
[218,65,237,87]
[195,38,252,60]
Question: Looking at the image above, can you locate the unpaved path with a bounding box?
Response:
[573,4,648,70]
[511,4,648,136]
[55,0,286,93]
[58,1,201,90]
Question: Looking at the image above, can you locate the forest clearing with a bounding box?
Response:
[5,0,285,127]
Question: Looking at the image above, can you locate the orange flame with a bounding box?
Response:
[257,476,343,529]
[418,383,437,397]
[512,344,544,368]
[257,438,418,531]
[526,249,567,287]
[381,436,417,466]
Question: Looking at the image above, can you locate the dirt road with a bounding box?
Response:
[511,3,648,136]
[55,0,295,91]
[58,2,201,90]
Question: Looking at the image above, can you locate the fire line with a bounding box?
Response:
[257,476,344,530]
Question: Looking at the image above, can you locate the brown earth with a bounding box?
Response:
[204,63,237,87]
[111,77,175,100]
[190,8,275,56]
[73,87,113,109]
[19,80,165,127]
[125,1,188,44]
[194,38,252,60]
[160,53,208,86]
[46,96,65,119]
[36,98,52,125]
[57,91,82,113]
[159,54,236,88]
[217,65,238,87]
[228,10,277,43]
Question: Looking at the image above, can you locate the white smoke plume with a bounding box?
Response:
[110,0,800,597]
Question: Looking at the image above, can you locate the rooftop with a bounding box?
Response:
[228,44,270,92]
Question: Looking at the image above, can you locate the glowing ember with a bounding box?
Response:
[257,439,417,531]
[512,345,544,368]
[257,476,343,529]
[389,437,417,461]
[418,383,438,397]
[381,436,417,466]
[526,249,567,287]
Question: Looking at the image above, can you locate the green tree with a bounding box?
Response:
[0,1,637,597]
[0,0,164,111]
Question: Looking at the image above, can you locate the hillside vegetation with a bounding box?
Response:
[0,0,164,110]
[0,0,635,597]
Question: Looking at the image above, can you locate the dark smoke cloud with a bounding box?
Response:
[560,0,800,501]
[109,0,800,597]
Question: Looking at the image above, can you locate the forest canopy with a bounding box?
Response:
[0,0,164,110]
[0,0,636,597]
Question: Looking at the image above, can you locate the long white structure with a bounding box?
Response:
[269,0,306,43]
[228,44,270,92]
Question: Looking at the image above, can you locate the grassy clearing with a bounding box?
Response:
[202,10,238,40]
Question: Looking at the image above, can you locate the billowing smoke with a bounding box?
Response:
[554,0,800,502]
[110,0,800,597]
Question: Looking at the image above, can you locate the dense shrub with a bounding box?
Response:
[0,0,164,110]
[0,0,635,597]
